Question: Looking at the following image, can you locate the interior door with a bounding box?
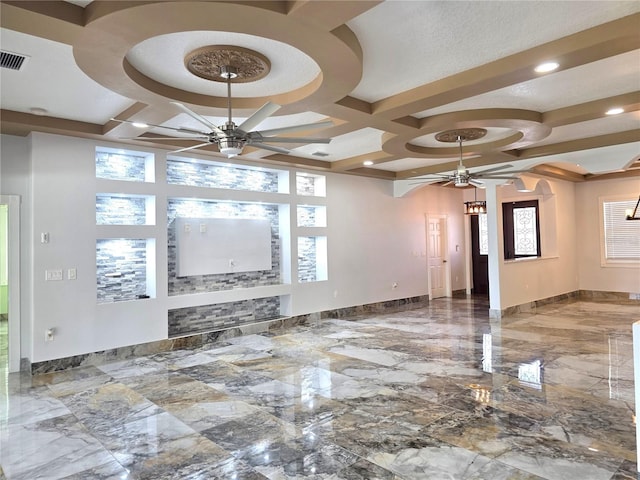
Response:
[427,216,447,299]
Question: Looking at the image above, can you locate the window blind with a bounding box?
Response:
[603,200,640,260]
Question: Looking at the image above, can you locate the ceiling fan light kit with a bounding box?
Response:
[411,128,530,189]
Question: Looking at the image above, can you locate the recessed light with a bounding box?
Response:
[30,107,48,116]
[132,122,149,128]
[363,160,374,166]
[605,107,624,115]
[534,62,559,73]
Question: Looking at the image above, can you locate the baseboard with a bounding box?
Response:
[29,295,429,375]
[490,289,638,318]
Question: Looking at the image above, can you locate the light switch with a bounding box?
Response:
[200,223,207,233]
[68,268,77,280]
[184,223,191,233]
[45,269,63,281]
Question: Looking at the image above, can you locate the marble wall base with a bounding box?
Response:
[579,290,640,304]
[28,298,416,375]
[30,315,307,375]
[321,295,430,320]
[490,289,639,319]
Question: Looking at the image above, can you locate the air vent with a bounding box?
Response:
[312,151,330,157]
[1,50,29,71]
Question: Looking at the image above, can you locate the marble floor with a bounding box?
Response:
[1,297,638,479]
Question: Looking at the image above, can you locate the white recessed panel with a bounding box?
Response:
[176,217,272,276]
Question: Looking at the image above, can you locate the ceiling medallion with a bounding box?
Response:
[185,45,271,83]
[435,128,488,143]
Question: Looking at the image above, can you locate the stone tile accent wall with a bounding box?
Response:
[168,296,281,337]
[296,174,317,196]
[167,159,279,192]
[96,195,146,225]
[167,199,281,295]
[298,236,317,282]
[96,151,147,182]
[96,239,148,303]
[297,205,318,227]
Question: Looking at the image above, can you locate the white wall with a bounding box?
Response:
[0,134,32,362]
[4,132,467,363]
[291,177,466,315]
[576,176,640,294]
[497,177,579,309]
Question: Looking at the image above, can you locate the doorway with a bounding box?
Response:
[0,195,20,373]
[470,214,489,296]
[427,214,450,299]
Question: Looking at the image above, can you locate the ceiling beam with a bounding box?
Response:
[528,164,586,182]
[543,91,640,127]
[371,13,640,119]
[395,130,640,179]
[0,109,102,137]
[331,151,400,171]
[0,1,84,45]
[585,169,640,181]
[286,1,382,31]
[517,129,640,159]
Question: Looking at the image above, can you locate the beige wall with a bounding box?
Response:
[498,177,579,309]
[576,176,640,294]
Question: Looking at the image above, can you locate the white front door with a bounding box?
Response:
[427,215,448,299]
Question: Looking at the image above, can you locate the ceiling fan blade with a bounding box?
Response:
[469,179,485,187]
[121,136,209,141]
[249,136,332,144]
[255,120,334,137]
[248,142,290,154]
[111,118,210,136]
[237,102,281,133]
[441,180,454,187]
[411,174,451,180]
[170,142,213,154]
[170,102,226,136]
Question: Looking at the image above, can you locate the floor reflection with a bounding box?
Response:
[0,297,638,479]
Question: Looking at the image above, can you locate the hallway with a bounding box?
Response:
[0,297,637,479]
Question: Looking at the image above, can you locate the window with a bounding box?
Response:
[478,213,488,255]
[503,200,541,259]
[602,199,640,263]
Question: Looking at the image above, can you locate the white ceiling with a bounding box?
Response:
[0,0,639,183]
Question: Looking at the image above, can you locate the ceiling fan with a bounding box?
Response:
[114,65,333,157]
[411,129,529,187]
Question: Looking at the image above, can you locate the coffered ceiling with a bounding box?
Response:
[1,1,639,186]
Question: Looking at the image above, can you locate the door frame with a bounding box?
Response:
[1,195,21,372]
[425,213,451,300]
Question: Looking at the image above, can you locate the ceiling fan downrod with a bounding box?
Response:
[220,65,238,129]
